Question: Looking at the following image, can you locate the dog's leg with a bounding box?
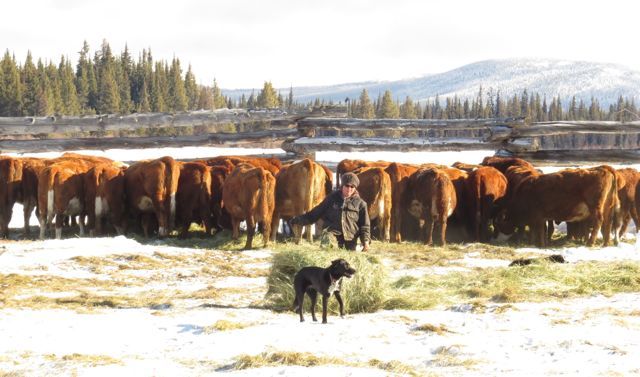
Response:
[308,290,318,322]
[322,294,330,324]
[334,291,345,318]
[295,290,305,322]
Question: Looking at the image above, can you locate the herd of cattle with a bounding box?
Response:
[0,152,636,249]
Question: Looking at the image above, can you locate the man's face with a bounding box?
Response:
[341,184,356,198]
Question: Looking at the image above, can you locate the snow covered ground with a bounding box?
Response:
[2,147,640,376]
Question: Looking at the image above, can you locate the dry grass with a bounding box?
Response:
[413,323,454,335]
[226,350,423,376]
[45,353,122,366]
[203,319,252,333]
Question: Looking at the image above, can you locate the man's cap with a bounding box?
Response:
[341,172,359,188]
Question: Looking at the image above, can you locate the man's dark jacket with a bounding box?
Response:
[297,189,370,244]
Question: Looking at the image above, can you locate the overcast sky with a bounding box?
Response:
[2,0,638,89]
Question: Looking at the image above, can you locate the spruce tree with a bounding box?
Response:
[257,81,279,108]
[169,58,187,112]
[184,65,198,110]
[358,89,374,119]
[21,51,39,116]
[400,96,417,119]
[378,90,399,118]
[0,50,23,116]
[58,56,80,115]
[211,79,226,109]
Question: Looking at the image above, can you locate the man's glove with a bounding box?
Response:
[290,216,303,225]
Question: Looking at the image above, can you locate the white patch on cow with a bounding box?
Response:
[137,196,153,211]
[377,198,384,219]
[170,193,176,219]
[65,198,81,215]
[447,197,454,218]
[95,196,109,217]
[47,190,54,219]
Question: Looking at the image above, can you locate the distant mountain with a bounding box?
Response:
[223,59,640,107]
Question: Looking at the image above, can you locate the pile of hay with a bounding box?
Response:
[265,250,387,314]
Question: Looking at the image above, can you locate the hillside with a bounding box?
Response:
[223,59,640,107]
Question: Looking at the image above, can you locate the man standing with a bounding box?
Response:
[291,172,370,251]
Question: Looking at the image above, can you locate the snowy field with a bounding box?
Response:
[2,147,640,376]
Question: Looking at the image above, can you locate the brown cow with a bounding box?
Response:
[405,167,457,246]
[84,163,127,236]
[481,156,535,174]
[0,156,23,238]
[385,162,420,243]
[270,159,332,243]
[616,168,640,237]
[205,155,281,176]
[355,167,392,241]
[176,161,213,238]
[37,160,96,239]
[209,165,232,232]
[495,166,617,247]
[222,164,276,249]
[464,166,508,242]
[336,159,390,187]
[124,156,180,238]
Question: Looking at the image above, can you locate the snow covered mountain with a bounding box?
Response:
[223,59,640,107]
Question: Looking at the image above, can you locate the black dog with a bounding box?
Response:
[509,254,566,267]
[293,258,356,324]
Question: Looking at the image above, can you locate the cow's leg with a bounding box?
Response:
[269,213,280,242]
[23,200,35,237]
[262,219,271,247]
[439,218,447,247]
[588,211,604,247]
[55,214,64,239]
[230,217,241,241]
[244,217,256,250]
[424,216,434,246]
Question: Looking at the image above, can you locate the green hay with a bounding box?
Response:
[265,249,387,314]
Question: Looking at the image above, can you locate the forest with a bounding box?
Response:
[0,40,638,123]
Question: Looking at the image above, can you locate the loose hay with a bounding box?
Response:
[265,249,387,314]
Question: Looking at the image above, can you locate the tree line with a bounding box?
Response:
[346,87,639,122]
[0,40,284,117]
[0,41,638,123]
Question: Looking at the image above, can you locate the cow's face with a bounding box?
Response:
[408,199,423,219]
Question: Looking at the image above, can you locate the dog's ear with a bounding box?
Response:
[331,259,341,265]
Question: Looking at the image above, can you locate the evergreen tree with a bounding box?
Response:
[58,56,80,115]
[0,50,23,116]
[45,61,63,114]
[21,51,39,115]
[287,86,294,111]
[358,89,374,119]
[168,58,187,112]
[197,86,213,110]
[400,96,417,119]
[211,79,226,109]
[257,81,279,108]
[75,41,93,114]
[378,90,399,118]
[247,90,256,109]
[183,65,198,110]
[35,59,55,115]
